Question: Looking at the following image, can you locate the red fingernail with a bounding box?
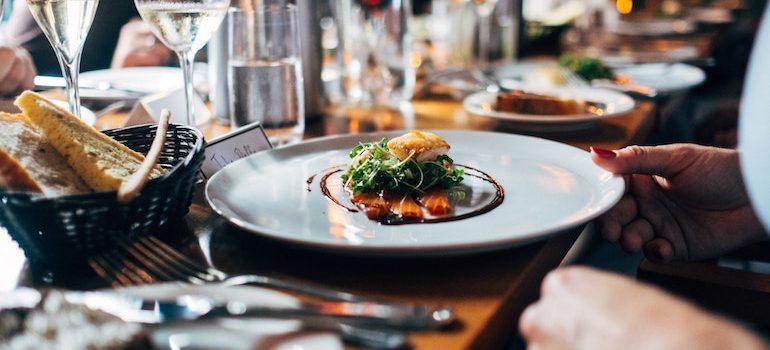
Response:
[591,146,617,159]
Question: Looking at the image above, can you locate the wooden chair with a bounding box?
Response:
[638,241,770,326]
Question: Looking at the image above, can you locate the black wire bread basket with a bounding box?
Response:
[0,123,205,264]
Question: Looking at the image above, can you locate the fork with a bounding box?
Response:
[89,235,455,329]
[93,235,386,302]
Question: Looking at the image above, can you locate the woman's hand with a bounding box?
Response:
[0,45,35,96]
[111,19,171,68]
[520,267,768,350]
[591,144,768,261]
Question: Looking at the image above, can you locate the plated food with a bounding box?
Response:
[0,290,149,349]
[556,54,615,81]
[336,130,488,224]
[205,130,626,255]
[463,87,635,132]
[521,55,617,86]
[495,89,587,116]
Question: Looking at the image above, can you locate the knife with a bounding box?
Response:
[67,292,408,349]
[73,291,454,330]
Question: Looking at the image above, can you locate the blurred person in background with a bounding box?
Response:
[519,3,770,348]
[1,0,171,76]
[0,43,34,95]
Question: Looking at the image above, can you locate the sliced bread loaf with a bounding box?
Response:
[0,112,91,196]
[15,91,164,192]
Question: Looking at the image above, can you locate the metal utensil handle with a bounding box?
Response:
[211,301,453,330]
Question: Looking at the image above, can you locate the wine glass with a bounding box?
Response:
[26,0,100,118]
[134,0,230,126]
[338,0,414,106]
[471,0,499,69]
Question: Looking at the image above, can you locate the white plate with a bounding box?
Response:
[614,63,705,94]
[463,87,635,131]
[79,66,208,102]
[496,60,705,95]
[205,130,625,256]
[610,18,696,36]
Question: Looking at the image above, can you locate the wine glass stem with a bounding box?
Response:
[59,53,83,118]
[177,49,197,126]
[478,14,491,69]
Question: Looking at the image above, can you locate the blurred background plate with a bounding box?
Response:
[495,59,704,95]
[463,86,635,130]
[78,66,209,103]
[614,63,705,94]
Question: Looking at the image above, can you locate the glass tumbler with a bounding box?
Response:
[335,0,415,107]
[228,4,305,146]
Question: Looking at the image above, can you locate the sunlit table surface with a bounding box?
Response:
[4,96,655,350]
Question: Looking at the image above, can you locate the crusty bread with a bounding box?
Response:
[0,148,42,193]
[0,112,91,196]
[15,91,164,192]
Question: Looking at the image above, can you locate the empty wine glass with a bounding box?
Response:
[135,0,230,126]
[26,0,100,118]
[471,0,499,69]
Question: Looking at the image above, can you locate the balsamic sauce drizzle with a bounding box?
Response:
[307,164,505,225]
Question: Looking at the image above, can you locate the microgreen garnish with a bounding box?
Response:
[341,138,464,194]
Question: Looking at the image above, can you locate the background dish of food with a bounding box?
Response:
[205,130,625,256]
[463,87,635,131]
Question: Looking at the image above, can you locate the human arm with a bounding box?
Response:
[590,144,768,262]
[519,266,769,350]
[0,45,35,96]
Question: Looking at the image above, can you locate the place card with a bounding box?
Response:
[125,88,211,127]
[199,121,273,179]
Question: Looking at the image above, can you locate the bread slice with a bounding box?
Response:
[0,112,91,196]
[0,148,43,193]
[15,91,164,192]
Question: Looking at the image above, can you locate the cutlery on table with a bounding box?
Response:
[70,291,407,349]
[89,235,456,331]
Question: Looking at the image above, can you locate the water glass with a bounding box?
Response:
[334,0,415,107]
[428,0,517,69]
[228,5,305,146]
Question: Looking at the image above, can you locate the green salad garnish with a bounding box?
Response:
[340,138,464,194]
[557,54,615,81]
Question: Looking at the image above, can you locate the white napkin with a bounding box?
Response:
[125,88,211,127]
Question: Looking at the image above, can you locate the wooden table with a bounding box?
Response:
[3,97,655,350]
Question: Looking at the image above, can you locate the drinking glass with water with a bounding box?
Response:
[228,4,304,146]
